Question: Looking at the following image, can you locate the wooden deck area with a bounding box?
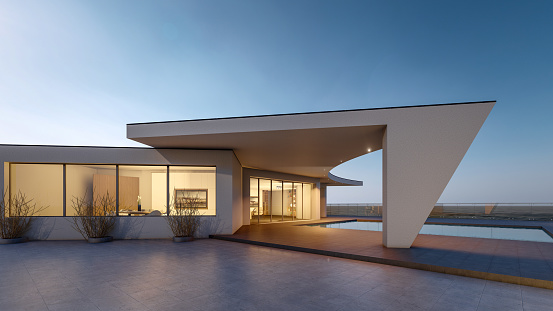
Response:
[212,217,553,289]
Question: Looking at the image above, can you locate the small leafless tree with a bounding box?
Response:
[70,192,116,239]
[166,196,201,238]
[0,190,44,239]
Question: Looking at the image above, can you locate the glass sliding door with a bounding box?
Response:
[303,183,312,220]
[271,180,283,221]
[259,179,271,223]
[294,183,303,220]
[283,182,293,221]
[250,178,259,223]
[249,177,314,223]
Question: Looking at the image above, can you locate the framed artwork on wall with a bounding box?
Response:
[174,189,208,209]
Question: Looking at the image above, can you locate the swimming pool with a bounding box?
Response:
[308,221,553,243]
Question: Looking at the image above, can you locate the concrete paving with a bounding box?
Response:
[214,217,553,289]
[1,239,552,311]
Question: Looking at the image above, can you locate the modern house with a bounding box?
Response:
[0,101,494,248]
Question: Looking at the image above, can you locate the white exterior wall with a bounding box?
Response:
[231,153,243,232]
[381,104,493,247]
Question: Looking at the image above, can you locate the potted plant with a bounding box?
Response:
[70,192,116,243]
[166,195,201,242]
[0,190,44,244]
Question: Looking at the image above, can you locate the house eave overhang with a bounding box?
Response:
[127,101,495,186]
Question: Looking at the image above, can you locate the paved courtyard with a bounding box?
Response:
[1,239,552,311]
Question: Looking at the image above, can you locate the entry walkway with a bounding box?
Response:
[212,217,553,289]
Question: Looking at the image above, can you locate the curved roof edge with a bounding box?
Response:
[327,172,363,187]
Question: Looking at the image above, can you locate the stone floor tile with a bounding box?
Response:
[477,293,523,310]
[46,297,100,311]
[0,295,49,311]
[1,239,552,310]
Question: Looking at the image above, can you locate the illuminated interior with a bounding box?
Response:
[249,177,313,223]
[7,163,216,216]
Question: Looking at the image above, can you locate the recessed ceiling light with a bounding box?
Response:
[367,148,371,152]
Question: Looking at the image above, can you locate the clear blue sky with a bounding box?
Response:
[0,0,551,203]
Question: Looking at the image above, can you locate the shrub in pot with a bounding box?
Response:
[0,190,44,244]
[70,192,116,243]
[166,196,201,242]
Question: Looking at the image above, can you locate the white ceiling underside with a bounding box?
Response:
[129,125,384,185]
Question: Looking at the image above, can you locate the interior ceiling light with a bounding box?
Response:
[367,148,371,152]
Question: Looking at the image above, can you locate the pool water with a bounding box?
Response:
[309,221,553,243]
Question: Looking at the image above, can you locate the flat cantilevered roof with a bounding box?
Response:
[127,101,494,186]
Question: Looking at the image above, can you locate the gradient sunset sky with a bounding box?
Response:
[0,0,551,203]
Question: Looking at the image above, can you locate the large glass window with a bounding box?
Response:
[119,166,167,216]
[66,165,116,216]
[169,166,216,216]
[271,180,283,221]
[9,164,63,216]
[249,177,314,224]
[4,163,217,217]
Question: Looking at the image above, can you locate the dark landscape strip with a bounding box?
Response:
[210,235,553,290]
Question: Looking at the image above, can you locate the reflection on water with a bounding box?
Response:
[311,221,553,243]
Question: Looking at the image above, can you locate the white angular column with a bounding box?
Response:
[382,103,494,248]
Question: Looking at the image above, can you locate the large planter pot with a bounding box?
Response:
[0,237,29,244]
[88,236,113,244]
[173,236,194,243]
